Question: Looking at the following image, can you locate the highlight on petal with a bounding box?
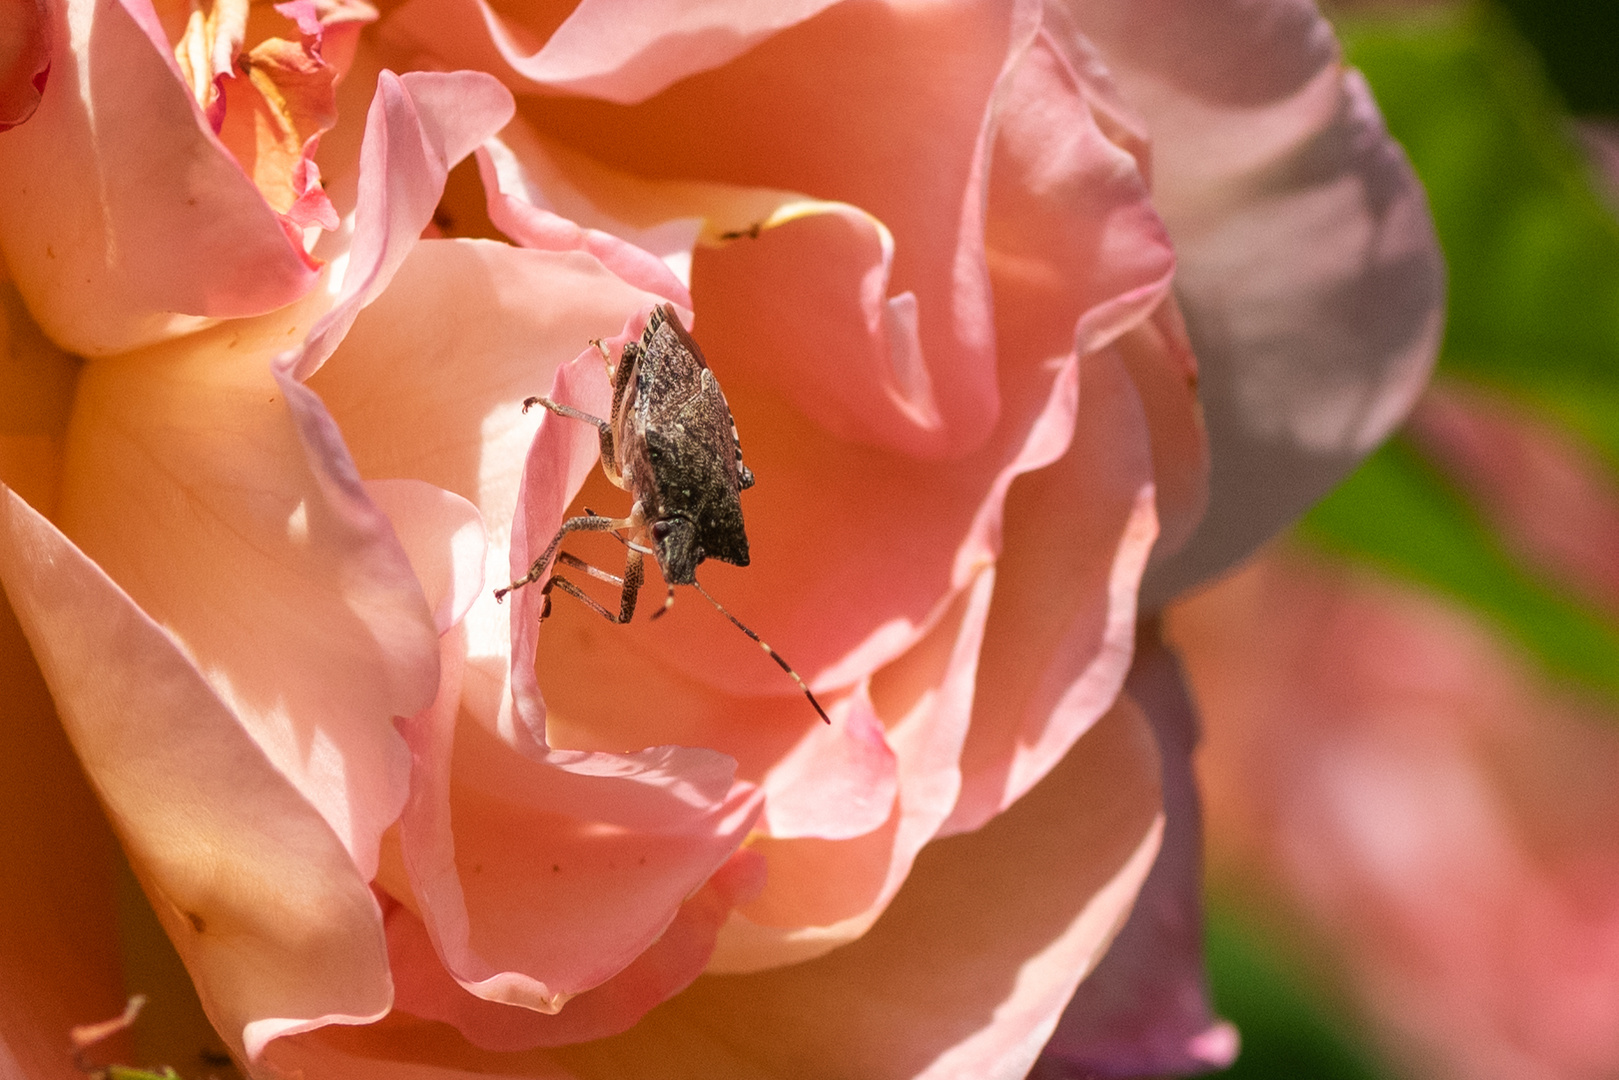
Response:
[0,0,323,355]
[58,324,440,884]
[0,486,392,1063]
[1035,627,1237,1079]
[1056,0,1444,605]
[366,478,487,635]
[0,0,50,130]
[295,68,515,380]
[381,0,841,105]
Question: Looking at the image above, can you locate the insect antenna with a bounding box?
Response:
[692,579,831,724]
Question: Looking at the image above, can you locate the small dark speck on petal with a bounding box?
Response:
[552,864,561,873]
[186,911,207,933]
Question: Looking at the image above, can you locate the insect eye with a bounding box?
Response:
[651,521,672,541]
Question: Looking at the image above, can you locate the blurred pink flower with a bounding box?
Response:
[1172,391,1619,1080]
[0,0,1441,1077]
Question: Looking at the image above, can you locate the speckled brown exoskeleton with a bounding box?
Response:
[496,303,830,723]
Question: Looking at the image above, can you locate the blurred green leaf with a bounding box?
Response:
[1204,907,1387,1080]
[1300,3,1619,698]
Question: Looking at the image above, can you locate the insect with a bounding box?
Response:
[496,303,830,724]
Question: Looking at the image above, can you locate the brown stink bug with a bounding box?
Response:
[496,303,830,723]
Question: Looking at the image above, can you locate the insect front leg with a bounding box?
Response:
[494,512,635,602]
[522,396,625,487]
[542,548,645,624]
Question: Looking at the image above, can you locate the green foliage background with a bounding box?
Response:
[1203,2,1619,1076]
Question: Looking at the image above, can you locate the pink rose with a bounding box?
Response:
[0,2,1441,1079]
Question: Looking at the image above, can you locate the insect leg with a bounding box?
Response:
[523,396,624,487]
[494,513,632,602]
[541,547,644,624]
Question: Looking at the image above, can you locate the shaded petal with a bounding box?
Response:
[0,278,79,518]
[380,0,841,105]
[0,486,392,1062]
[0,0,320,355]
[1058,0,1444,604]
[58,324,439,883]
[0,587,126,1080]
[295,68,515,380]
[946,346,1157,833]
[1035,625,1237,1078]
[0,0,50,130]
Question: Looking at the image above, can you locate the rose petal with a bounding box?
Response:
[393,623,762,1015]
[0,0,322,355]
[475,126,695,305]
[380,0,841,105]
[0,486,393,1062]
[1060,0,1444,604]
[0,0,50,130]
[1035,625,1237,1078]
[58,326,440,883]
[268,694,1162,1080]
[946,346,1158,833]
[757,685,898,842]
[365,478,488,635]
[388,850,764,1050]
[0,593,126,1080]
[294,68,515,380]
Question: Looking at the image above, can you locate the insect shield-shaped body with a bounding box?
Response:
[616,304,754,585]
[496,304,829,723]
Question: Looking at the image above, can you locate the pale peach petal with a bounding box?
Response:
[1037,627,1237,1078]
[265,1018,580,1080]
[946,347,1158,834]
[387,851,763,1050]
[0,0,321,355]
[1407,382,1619,620]
[0,0,49,130]
[294,68,515,380]
[0,486,392,1063]
[0,594,126,1080]
[58,327,440,883]
[1058,0,1444,604]
[380,0,840,105]
[365,479,487,635]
